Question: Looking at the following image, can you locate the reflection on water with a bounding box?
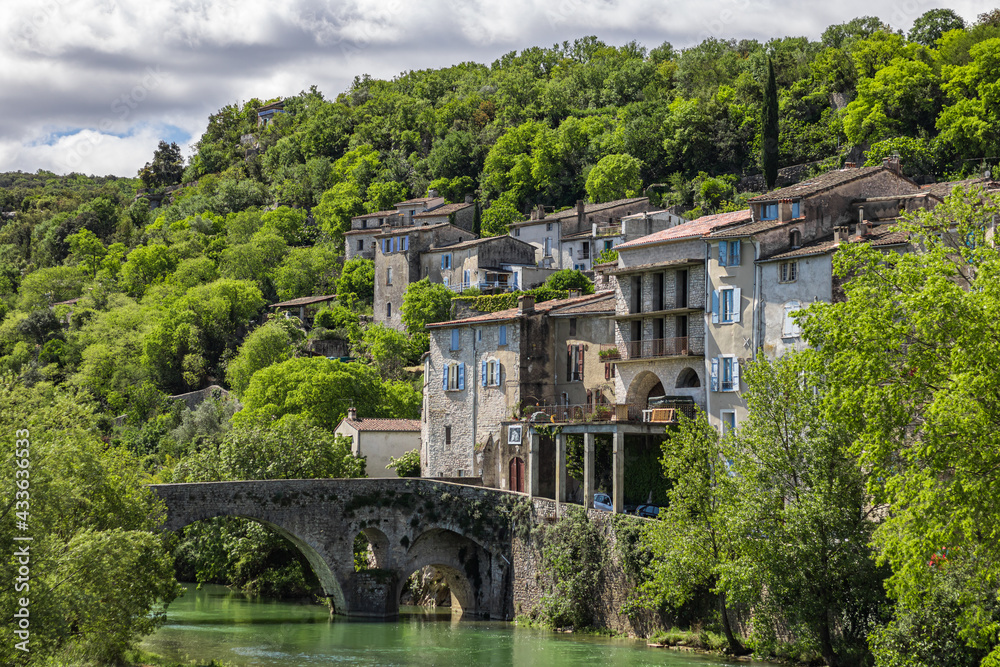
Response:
[141,583,751,666]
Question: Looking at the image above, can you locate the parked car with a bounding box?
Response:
[593,493,613,512]
[636,504,660,519]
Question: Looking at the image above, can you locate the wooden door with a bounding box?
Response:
[509,457,525,493]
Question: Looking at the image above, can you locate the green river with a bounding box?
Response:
[141,584,756,666]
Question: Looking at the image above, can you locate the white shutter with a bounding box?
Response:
[711,358,719,392]
[712,290,720,324]
[732,358,740,391]
[733,287,742,323]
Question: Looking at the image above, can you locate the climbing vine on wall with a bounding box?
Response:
[533,506,608,628]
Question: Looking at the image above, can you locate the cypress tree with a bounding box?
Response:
[762,57,779,190]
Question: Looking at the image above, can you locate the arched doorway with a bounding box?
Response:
[625,370,665,408]
[676,367,701,388]
[509,457,525,493]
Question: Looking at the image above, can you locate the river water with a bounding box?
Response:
[142,584,752,666]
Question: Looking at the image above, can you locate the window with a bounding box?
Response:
[566,344,584,381]
[498,325,507,346]
[450,329,460,351]
[386,267,393,285]
[581,242,589,259]
[443,362,465,391]
[569,318,577,336]
[779,261,798,282]
[386,302,392,319]
[477,328,482,342]
[445,426,451,444]
[712,287,741,324]
[789,229,801,248]
[381,239,387,253]
[711,356,740,392]
[719,240,741,267]
[362,220,367,229]
[481,359,501,386]
[721,410,737,435]
[604,240,613,251]
[761,203,778,220]
[546,222,552,231]
[514,227,521,237]
[782,301,802,338]
[544,237,552,257]
[630,276,642,313]
[441,254,452,269]
[464,269,470,287]
[402,235,409,251]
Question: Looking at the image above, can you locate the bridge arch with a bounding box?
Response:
[166,512,347,613]
[399,527,493,615]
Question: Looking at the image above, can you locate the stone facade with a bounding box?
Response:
[421,236,537,292]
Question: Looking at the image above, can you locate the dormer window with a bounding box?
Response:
[789,229,802,249]
[761,204,778,220]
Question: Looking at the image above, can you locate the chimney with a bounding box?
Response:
[592,222,598,238]
[348,406,357,421]
[858,220,872,238]
[518,294,535,314]
[465,194,474,204]
[778,198,794,222]
[429,188,439,198]
[844,161,856,169]
[537,204,545,220]
[883,155,901,175]
[833,225,849,243]
[568,288,581,298]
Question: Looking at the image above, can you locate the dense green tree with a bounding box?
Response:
[66,228,107,278]
[908,8,966,46]
[119,244,179,297]
[545,269,594,294]
[355,323,422,379]
[585,153,642,203]
[137,140,184,188]
[762,57,779,189]
[335,257,375,306]
[798,186,1000,662]
[400,278,454,334]
[937,38,1000,161]
[224,320,295,395]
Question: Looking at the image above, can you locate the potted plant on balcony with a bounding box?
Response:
[599,348,620,361]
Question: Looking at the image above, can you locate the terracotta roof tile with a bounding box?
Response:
[342,418,421,432]
[270,294,338,307]
[921,178,999,199]
[704,216,805,239]
[548,294,615,316]
[616,210,752,250]
[426,292,612,328]
[352,209,400,220]
[509,198,649,227]
[413,202,473,218]
[758,225,910,263]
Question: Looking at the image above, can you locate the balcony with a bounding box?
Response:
[599,337,700,361]
[518,400,696,424]
[445,279,517,294]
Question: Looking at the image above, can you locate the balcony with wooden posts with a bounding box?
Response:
[599,336,702,362]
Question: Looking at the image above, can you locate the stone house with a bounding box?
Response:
[413,201,476,231]
[421,292,615,490]
[344,209,400,260]
[559,209,687,272]
[373,223,473,330]
[702,159,928,434]
[420,236,537,293]
[607,210,750,422]
[334,408,421,478]
[394,195,445,225]
[508,198,657,269]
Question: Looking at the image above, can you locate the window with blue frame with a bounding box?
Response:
[719,240,741,266]
[712,287,741,324]
[441,254,452,269]
[761,203,778,220]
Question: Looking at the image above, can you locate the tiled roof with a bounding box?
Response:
[341,418,421,432]
[413,202,473,218]
[344,229,380,236]
[548,293,615,316]
[426,292,612,328]
[427,236,526,252]
[758,225,910,263]
[352,209,400,220]
[616,210,752,250]
[704,216,805,239]
[509,198,648,227]
[749,166,889,202]
[397,196,441,205]
[270,294,338,307]
[921,178,999,199]
[376,223,452,237]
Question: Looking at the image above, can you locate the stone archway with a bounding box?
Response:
[400,528,492,616]
[625,370,665,407]
[676,367,701,388]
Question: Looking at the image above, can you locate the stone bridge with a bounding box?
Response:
[150,478,524,619]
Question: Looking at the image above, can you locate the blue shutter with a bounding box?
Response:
[732,240,741,266]
[441,255,446,270]
[443,364,449,390]
[458,363,465,390]
[482,360,487,386]
[712,290,720,324]
[711,358,719,392]
[451,329,459,350]
[792,202,800,218]
[499,325,507,345]
[718,241,727,266]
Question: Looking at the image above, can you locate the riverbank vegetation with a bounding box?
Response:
[1,6,1000,665]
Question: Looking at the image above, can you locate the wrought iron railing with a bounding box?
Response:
[518,401,695,424]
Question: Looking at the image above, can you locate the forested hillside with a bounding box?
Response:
[1,8,1000,665]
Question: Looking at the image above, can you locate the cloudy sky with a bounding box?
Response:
[0,0,985,177]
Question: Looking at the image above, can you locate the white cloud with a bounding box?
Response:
[0,0,990,176]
